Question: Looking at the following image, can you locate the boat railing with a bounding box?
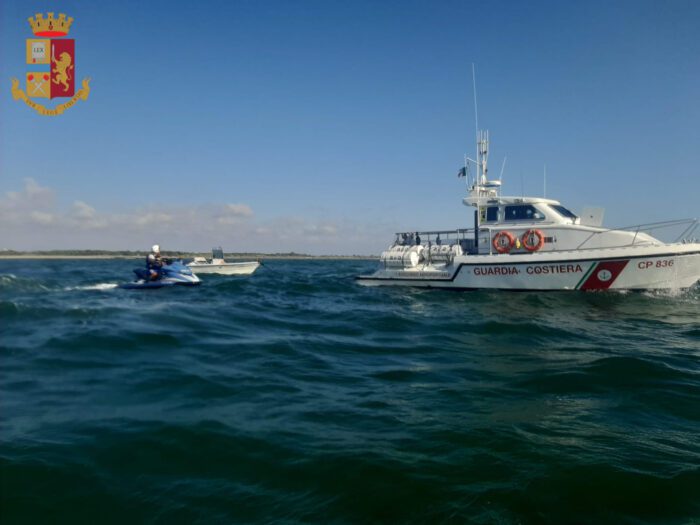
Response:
[576,218,699,250]
[393,228,479,258]
[393,228,475,245]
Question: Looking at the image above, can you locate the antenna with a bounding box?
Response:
[464,153,470,188]
[543,164,547,198]
[499,156,507,182]
[472,63,479,183]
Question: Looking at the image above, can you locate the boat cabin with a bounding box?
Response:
[211,247,226,264]
[471,197,580,227]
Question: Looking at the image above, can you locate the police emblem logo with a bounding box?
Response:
[10,12,91,116]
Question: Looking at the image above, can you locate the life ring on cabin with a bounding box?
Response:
[492,231,516,253]
[522,229,545,252]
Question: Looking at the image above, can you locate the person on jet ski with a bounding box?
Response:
[147,244,163,280]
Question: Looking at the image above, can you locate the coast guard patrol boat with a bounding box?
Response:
[357,131,699,291]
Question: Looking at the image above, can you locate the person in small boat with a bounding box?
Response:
[147,244,163,280]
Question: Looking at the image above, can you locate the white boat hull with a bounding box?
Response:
[187,261,260,275]
[357,244,700,291]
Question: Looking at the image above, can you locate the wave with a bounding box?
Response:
[2,420,698,524]
[64,283,119,291]
[515,355,696,391]
[0,273,119,293]
[0,273,51,292]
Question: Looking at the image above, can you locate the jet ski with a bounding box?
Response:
[120,259,201,289]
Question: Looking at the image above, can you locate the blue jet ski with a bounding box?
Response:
[120,259,201,289]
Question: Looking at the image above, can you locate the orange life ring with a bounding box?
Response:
[492,231,515,253]
[522,229,545,252]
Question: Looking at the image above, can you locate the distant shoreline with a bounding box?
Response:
[0,253,377,261]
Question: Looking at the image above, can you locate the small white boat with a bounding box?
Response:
[187,247,260,275]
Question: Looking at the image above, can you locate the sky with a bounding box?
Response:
[1,0,699,254]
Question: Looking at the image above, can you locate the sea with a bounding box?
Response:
[1,259,699,524]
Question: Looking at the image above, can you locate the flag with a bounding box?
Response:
[457,166,467,178]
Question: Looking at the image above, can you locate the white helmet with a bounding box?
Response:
[151,244,160,253]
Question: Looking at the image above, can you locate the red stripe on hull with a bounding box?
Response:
[580,260,629,290]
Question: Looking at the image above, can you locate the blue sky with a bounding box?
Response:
[1,0,699,253]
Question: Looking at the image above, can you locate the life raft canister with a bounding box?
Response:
[492,231,516,253]
[522,229,545,252]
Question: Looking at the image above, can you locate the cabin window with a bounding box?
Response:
[551,205,578,220]
[504,205,544,221]
[486,207,498,222]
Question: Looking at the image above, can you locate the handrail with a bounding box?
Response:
[613,218,697,232]
[677,220,699,242]
[576,218,698,249]
[395,218,698,239]
[394,228,474,236]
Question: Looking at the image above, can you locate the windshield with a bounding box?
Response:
[551,205,578,219]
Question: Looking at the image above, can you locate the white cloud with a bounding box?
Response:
[304,224,338,236]
[72,200,97,220]
[29,211,54,225]
[0,180,393,254]
[216,216,242,225]
[131,212,175,227]
[25,178,53,199]
[69,201,112,230]
[215,203,254,225]
[0,178,54,218]
[223,203,253,217]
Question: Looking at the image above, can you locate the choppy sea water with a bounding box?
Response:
[1,259,699,524]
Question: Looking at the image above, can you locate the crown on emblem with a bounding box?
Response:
[28,12,74,37]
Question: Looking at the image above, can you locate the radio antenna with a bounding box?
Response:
[471,63,479,182]
[543,164,547,198]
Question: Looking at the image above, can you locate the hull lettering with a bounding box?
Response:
[526,264,583,275]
